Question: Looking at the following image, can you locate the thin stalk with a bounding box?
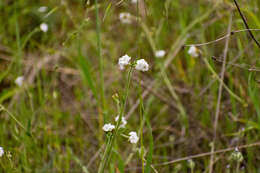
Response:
[160,66,188,129]
[236,162,240,173]
[233,0,260,49]
[15,1,22,74]
[138,82,145,173]
[202,58,246,105]
[0,105,26,131]
[97,67,133,173]
[94,0,105,117]
[209,15,232,173]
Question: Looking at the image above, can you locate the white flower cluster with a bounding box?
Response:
[40,23,48,32]
[188,45,199,57]
[118,54,149,72]
[103,115,127,132]
[102,123,115,132]
[118,55,131,70]
[155,50,166,58]
[38,6,48,13]
[115,115,127,128]
[15,76,24,87]
[135,59,149,71]
[0,147,4,157]
[129,131,139,144]
[102,115,139,144]
[119,13,132,24]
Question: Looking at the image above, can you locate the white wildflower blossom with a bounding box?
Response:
[155,50,166,58]
[135,59,149,71]
[118,54,131,70]
[40,23,48,32]
[129,131,139,144]
[119,13,132,24]
[38,6,48,13]
[188,45,199,57]
[115,115,127,128]
[102,123,115,132]
[15,76,24,87]
[131,0,138,4]
[0,147,4,157]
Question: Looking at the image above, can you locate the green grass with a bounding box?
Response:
[1,0,260,172]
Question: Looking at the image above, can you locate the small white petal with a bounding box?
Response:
[115,115,127,128]
[38,6,48,13]
[188,46,199,57]
[155,50,166,58]
[131,0,137,4]
[15,76,24,87]
[129,131,139,144]
[0,147,4,157]
[40,23,48,32]
[119,13,132,24]
[118,54,131,70]
[103,123,115,132]
[135,59,149,72]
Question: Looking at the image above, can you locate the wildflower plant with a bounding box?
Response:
[98,55,149,173]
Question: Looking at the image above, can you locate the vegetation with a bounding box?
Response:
[1,0,260,172]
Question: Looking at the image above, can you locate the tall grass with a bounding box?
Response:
[1,0,260,172]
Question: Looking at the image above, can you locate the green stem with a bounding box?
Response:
[94,0,105,118]
[97,67,133,173]
[160,65,188,129]
[202,58,246,105]
[0,105,26,131]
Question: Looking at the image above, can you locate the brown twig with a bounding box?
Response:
[153,141,260,166]
[209,15,232,173]
[185,29,260,47]
[233,0,260,49]
[212,56,260,72]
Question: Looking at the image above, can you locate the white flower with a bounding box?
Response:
[135,59,149,71]
[118,54,131,70]
[38,6,48,13]
[188,45,199,57]
[115,115,127,128]
[0,147,4,157]
[131,0,138,4]
[102,123,115,132]
[119,13,132,24]
[129,131,139,144]
[15,76,24,87]
[40,23,48,32]
[155,50,166,58]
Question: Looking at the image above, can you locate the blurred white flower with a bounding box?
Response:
[38,6,48,13]
[115,115,127,128]
[103,123,115,132]
[40,23,48,32]
[118,54,131,70]
[131,0,138,4]
[135,59,149,71]
[15,76,24,87]
[0,147,4,157]
[187,159,195,170]
[155,50,166,58]
[129,131,139,144]
[119,13,132,24]
[188,45,199,57]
